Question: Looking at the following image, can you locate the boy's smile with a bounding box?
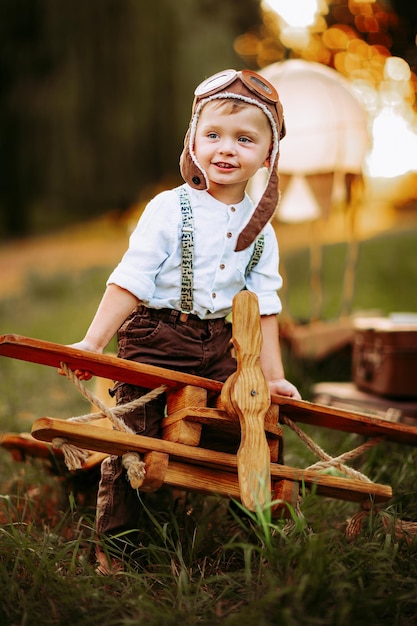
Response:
[193,102,272,204]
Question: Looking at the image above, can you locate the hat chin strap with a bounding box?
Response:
[234,154,279,252]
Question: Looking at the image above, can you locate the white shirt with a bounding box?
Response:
[107,184,283,319]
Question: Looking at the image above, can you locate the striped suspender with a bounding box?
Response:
[245,234,265,277]
[177,186,194,322]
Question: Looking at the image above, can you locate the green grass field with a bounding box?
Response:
[0,225,417,625]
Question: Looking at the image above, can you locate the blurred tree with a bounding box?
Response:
[0,0,48,236]
[0,0,261,238]
[390,0,417,67]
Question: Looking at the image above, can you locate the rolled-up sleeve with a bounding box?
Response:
[107,191,177,302]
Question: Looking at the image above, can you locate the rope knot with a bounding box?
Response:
[122,452,146,488]
[52,437,89,470]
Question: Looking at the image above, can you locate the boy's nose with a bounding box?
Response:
[218,138,236,154]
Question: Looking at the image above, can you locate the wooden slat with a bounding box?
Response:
[31,417,240,472]
[2,333,417,445]
[163,407,283,438]
[271,393,417,445]
[0,334,222,393]
[0,432,107,470]
[1,432,62,461]
[31,417,392,503]
[163,461,241,499]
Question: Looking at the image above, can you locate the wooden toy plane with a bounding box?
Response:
[2,291,417,514]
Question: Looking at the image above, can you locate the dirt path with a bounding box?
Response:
[0,217,130,298]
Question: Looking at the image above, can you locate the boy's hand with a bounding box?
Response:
[268,379,301,400]
[57,340,103,381]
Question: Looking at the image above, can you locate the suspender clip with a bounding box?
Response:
[179,311,190,322]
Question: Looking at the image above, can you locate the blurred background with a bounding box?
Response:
[0,0,417,482]
[2,6,417,618]
[0,0,416,240]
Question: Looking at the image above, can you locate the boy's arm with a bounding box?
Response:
[63,284,139,380]
[259,315,301,399]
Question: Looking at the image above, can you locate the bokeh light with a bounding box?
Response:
[262,0,320,28]
[366,105,417,177]
[239,1,417,182]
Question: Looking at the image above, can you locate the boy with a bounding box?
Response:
[68,69,300,574]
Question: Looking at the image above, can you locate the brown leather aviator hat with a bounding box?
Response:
[180,69,286,251]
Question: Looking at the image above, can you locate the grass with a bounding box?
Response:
[283,225,417,321]
[0,224,417,624]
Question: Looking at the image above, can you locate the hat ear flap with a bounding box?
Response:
[180,128,207,190]
[234,155,279,252]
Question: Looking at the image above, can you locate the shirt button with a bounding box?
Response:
[230,206,236,212]
[219,263,225,270]
[226,232,232,238]
[212,292,217,299]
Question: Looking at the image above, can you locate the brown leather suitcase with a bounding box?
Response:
[353,316,417,398]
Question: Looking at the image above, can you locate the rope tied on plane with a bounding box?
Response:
[53,361,167,488]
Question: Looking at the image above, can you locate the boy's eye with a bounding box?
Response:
[207,132,219,139]
[238,136,252,143]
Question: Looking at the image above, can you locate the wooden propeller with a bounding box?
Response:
[221,291,272,510]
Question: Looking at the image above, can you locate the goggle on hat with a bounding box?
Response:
[180,69,286,251]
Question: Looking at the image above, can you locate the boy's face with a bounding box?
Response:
[193,101,272,202]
